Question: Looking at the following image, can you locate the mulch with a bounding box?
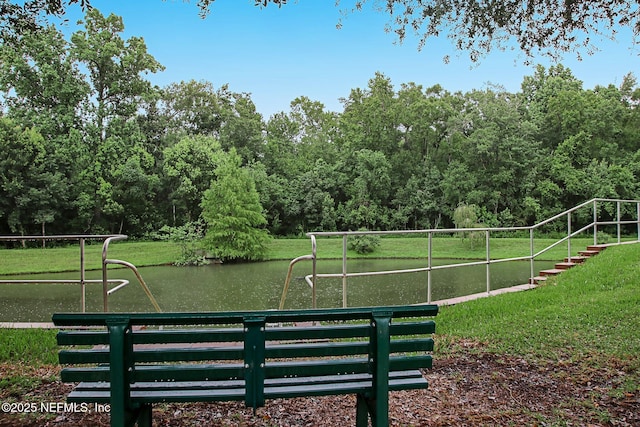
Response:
[1,350,638,426]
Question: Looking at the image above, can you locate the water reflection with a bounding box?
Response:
[0,259,554,322]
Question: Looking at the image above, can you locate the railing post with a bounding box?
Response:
[617,201,622,243]
[485,230,490,294]
[80,238,86,313]
[637,202,640,241]
[529,228,534,280]
[102,242,109,313]
[311,235,317,309]
[567,211,572,260]
[593,200,598,245]
[342,235,348,308]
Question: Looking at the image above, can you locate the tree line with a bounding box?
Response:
[1,8,639,242]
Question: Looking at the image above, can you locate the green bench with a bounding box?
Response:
[53,304,438,427]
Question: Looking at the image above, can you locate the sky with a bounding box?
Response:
[56,0,640,119]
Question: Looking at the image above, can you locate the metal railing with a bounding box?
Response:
[0,234,161,312]
[279,198,640,309]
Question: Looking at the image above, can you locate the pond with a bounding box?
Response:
[0,258,555,322]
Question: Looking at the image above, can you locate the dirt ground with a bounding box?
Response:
[1,350,638,427]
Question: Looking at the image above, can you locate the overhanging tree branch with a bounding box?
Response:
[5,0,639,62]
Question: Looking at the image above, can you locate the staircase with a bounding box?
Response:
[529,244,609,284]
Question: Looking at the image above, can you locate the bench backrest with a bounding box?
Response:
[54,305,438,409]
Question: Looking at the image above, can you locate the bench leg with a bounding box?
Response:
[356,393,389,427]
[135,404,153,427]
[356,394,373,427]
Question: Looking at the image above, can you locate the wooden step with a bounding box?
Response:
[565,256,588,264]
[578,250,600,257]
[529,276,547,284]
[555,262,576,270]
[539,268,565,277]
[587,245,608,252]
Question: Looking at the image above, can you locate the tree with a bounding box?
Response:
[217,89,264,164]
[0,118,69,236]
[162,135,223,223]
[69,9,164,233]
[200,150,271,261]
[157,80,229,141]
[0,24,88,140]
[71,9,164,145]
[453,203,484,248]
[0,22,88,234]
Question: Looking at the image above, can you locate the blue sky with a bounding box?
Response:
[58,0,640,119]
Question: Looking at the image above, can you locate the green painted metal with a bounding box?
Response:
[106,319,132,427]
[54,304,437,426]
[243,317,266,409]
[356,394,370,427]
[266,324,370,340]
[372,312,392,427]
[52,304,439,326]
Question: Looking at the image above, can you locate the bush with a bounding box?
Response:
[596,231,612,244]
[348,231,381,254]
[155,222,209,266]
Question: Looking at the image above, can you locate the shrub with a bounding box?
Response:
[348,231,381,254]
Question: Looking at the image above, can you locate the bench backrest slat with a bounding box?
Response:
[52,305,439,326]
[265,324,370,340]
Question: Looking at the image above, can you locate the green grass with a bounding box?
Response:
[0,329,59,365]
[0,241,181,275]
[437,242,640,364]
[275,236,598,261]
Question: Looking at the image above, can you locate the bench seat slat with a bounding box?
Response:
[265,374,428,399]
[68,387,247,404]
[74,379,245,392]
[62,363,247,383]
[265,358,370,378]
[65,370,427,404]
[133,364,245,382]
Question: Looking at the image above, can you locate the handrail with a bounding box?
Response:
[102,236,162,312]
[278,254,314,310]
[280,198,640,309]
[0,234,160,313]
